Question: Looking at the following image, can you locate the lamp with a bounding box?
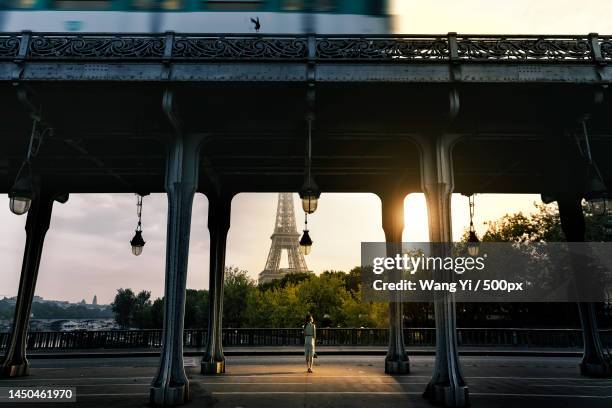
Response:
[8,163,34,215]
[466,194,480,256]
[300,177,321,215]
[130,194,146,256]
[579,121,610,216]
[8,116,49,215]
[299,213,313,255]
[299,115,321,214]
[585,163,609,215]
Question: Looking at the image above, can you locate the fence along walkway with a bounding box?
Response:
[0,328,610,350]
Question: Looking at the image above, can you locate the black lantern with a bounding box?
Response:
[466,194,480,256]
[299,213,313,255]
[300,229,313,255]
[130,230,145,256]
[467,230,480,257]
[130,194,146,256]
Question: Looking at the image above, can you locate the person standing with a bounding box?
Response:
[303,313,316,373]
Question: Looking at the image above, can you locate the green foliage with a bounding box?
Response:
[108,265,390,329]
[257,272,310,291]
[132,290,153,329]
[223,267,256,327]
[111,288,137,329]
[245,268,389,328]
[184,289,208,329]
[468,202,609,243]
[150,297,164,329]
[457,200,611,328]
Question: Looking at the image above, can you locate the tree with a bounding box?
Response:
[223,267,256,327]
[459,201,611,328]
[132,290,153,329]
[151,297,164,329]
[476,202,608,243]
[111,288,136,329]
[184,289,209,329]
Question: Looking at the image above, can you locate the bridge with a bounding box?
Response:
[1,32,612,407]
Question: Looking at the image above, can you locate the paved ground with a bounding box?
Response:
[0,355,611,407]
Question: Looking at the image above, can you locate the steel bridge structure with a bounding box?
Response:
[1,31,612,407]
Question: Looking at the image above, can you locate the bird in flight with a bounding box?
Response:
[251,17,261,33]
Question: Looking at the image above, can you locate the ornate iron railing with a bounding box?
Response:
[0,32,611,63]
[0,328,610,350]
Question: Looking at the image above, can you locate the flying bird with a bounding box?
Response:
[250,17,261,33]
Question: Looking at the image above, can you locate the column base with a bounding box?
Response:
[149,383,189,407]
[423,382,469,407]
[201,360,225,375]
[0,363,30,378]
[384,359,410,374]
[580,361,612,378]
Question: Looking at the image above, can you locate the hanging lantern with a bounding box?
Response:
[299,115,321,214]
[300,212,313,255]
[300,229,313,255]
[130,230,145,256]
[467,230,480,257]
[580,122,609,216]
[130,194,146,256]
[466,194,480,256]
[8,168,34,215]
[299,178,321,214]
[584,162,608,215]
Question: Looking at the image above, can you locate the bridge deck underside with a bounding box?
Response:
[0,82,610,196]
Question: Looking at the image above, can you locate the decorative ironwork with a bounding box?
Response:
[601,36,612,61]
[0,32,611,63]
[316,37,448,60]
[173,36,308,59]
[28,35,165,59]
[456,36,592,61]
[0,35,20,59]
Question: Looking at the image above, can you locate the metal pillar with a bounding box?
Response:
[418,134,469,407]
[149,131,202,406]
[201,194,232,375]
[380,191,410,374]
[557,193,612,377]
[1,189,64,378]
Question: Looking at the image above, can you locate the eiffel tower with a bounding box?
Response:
[259,193,309,284]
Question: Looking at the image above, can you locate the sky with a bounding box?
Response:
[0,193,541,304]
[2,1,611,304]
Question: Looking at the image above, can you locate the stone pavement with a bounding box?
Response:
[0,355,610,407]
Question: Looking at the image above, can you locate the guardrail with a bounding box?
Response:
[0,32,611,63]
[0,328,610,350]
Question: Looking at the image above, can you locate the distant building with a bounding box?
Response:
[92,295,98,306]
[79,299,86,305]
